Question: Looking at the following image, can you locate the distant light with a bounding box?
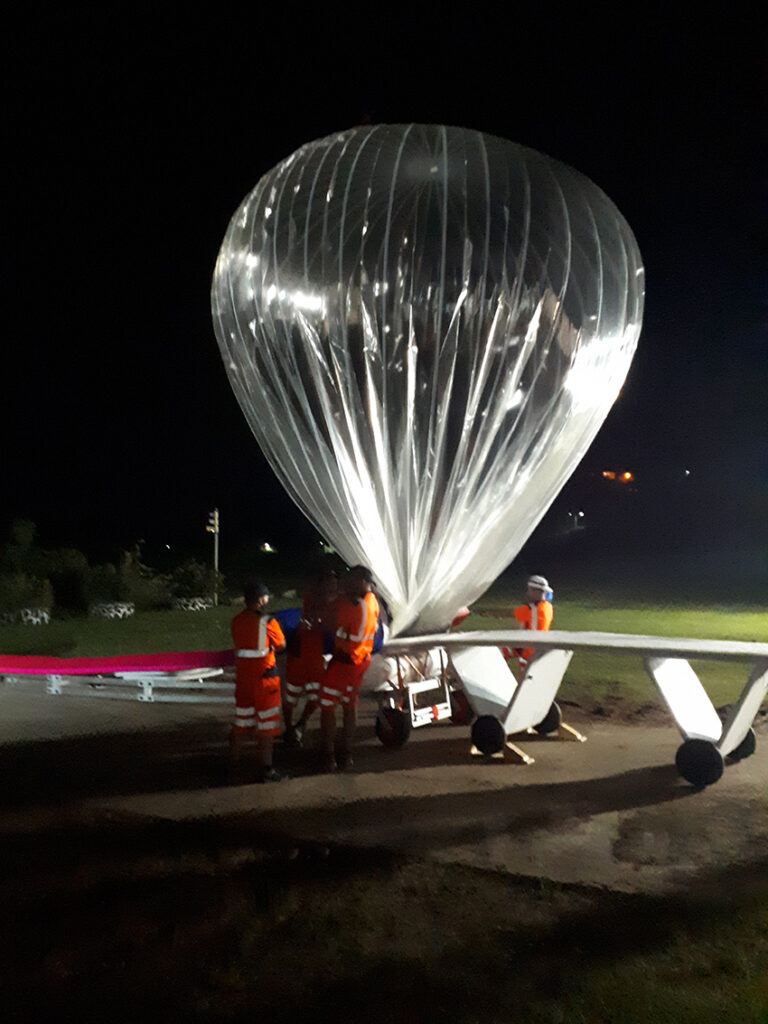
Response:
[259,542,276,554]
[621,471,633,482]
[165,544,171,550]
[602,471,616,480]
[578,510,585,517]
[684,469,691,476]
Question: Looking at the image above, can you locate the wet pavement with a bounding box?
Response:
[1,681,766,895]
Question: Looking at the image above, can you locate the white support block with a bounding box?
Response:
[644,656,723,742]
[718,660,768,757]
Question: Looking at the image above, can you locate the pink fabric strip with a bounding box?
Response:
[0,649,235,675]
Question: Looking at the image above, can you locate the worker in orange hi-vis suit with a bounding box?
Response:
[318,565,380,772]
[282,569,338,747]
[230,580,286,783]
[510,574,554,679]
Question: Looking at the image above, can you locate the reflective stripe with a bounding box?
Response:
[257,720,280,731]
[236,618,270,658]
[257,706,281,720]
[235,706,255,717]
[347,599,367,642]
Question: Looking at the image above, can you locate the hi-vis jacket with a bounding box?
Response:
[512,600,553,661]
[333,592,380,665]
[231,610,285,675]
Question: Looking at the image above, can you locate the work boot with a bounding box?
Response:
[337,750,354,771]
[321,754,338,774]
[258,766,287,784]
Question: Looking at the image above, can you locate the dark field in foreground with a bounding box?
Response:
[2,811,767,1024]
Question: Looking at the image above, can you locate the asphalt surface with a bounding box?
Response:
[1,680,766,895]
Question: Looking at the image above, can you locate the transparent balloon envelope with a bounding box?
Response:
[212,125,644,635]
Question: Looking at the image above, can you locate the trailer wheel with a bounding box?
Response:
[375,706,412,748]
[728,727,756,763]
[450,689,475,726]
[471,715,505,756]
[534,701,562,735]
[675,738,724,788]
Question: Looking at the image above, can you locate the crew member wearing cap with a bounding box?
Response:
[318,565,380,772]
[230,580,286,783]
[510,574,554,678]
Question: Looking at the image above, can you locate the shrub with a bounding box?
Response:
[87,563,125,603]
[119,546,171,611]
[47,548,92,614]
[169,559,223,601]
[0,573,50,616]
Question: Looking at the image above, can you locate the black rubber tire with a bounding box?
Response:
[675,739,724,788]
[471,715,506,756]
[375,706,412,748]
[534,701,562,736]
[727,727,757,762]
[450,689,475,726]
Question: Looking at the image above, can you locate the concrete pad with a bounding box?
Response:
[1,682,766,895]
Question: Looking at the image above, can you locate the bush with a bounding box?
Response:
[1,520,47,578]
[118,546,171,611]
[169,559,223,601]
[87,563,125,603]
[47,548,92,614]
[0,573,51,617]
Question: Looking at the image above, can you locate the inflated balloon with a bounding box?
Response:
[212,125,644,635]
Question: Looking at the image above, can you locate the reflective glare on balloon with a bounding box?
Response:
[212,125,644,635]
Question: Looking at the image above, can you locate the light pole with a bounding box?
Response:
[206,508,220,606]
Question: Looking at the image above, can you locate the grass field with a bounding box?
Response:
[2,580,765,711]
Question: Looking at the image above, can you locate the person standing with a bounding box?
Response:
[230,580,286,783]
[318,565,380,772]
[510,574,554,678]
[283,569,338,746]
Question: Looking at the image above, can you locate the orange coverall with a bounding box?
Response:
[319,592,380,708]
[284,591,335,708]
[512,600,554,663]
[231,609,286,736]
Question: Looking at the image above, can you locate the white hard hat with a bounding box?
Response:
[527,575,550,590]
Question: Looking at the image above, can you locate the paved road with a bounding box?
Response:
[1,681,766,895]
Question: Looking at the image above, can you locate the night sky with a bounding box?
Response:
[4,7,765,573]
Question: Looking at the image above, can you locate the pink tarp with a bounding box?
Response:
[0,650,235,676]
